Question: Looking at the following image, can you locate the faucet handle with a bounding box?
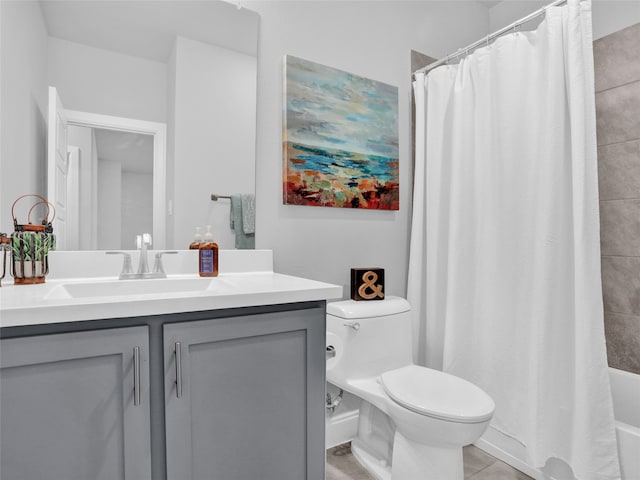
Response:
[152,251,178,276]
[106,251,136,279]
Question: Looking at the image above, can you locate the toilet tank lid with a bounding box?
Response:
[327,296,410,319]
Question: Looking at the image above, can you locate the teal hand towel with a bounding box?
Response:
[230,194,255,249]
[241,194,255,234]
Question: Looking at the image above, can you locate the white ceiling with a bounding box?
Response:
[38,0,259,62]
[39,1,502,66]
[94,129,154,175]
[476,0,502,8]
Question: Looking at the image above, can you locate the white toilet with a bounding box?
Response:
[326,296,495,480]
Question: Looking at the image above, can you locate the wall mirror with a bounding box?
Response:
[36,0,259,250]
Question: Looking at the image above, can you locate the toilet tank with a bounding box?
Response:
[326,296,414,384]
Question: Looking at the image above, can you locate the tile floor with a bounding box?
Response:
[326,443,534,480]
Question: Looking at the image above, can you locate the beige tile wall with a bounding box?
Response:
[594,22,640,375]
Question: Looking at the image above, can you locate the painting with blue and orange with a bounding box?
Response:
[283,55,399,210]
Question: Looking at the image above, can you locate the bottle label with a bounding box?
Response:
[200,249,214,274]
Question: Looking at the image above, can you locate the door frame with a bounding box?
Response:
[66,145,80,250]
[66,110,167,250]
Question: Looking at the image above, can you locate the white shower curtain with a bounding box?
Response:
[408,1,621,478]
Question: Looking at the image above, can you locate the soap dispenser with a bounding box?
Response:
[189,227,202,250]
[199,225,218,277]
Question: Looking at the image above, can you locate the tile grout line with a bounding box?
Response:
[603,309,640,318]
[600,198,640,202]
[597,137,640,148]
[597,138,640,149]
[466,460,498,480]
[595,77,640,95]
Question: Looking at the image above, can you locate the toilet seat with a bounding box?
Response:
[380,365,495,424]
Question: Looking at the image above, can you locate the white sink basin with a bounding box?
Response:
[46,277,214,300]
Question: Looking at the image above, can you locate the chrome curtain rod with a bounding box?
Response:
[413,0,568,77]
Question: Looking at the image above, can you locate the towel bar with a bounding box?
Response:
[210,194,231,201]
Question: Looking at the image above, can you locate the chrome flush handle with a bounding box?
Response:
[326,345,336,359]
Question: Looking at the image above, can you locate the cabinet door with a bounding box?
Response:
[0,326,151,480]
[164,307,325,480]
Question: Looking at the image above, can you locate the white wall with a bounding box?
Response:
[489,0,640,40]
[590,1,640,39]
[171,36,257,250]
[0,1,48,234]
[97,159,121,250]
[69,126,153,250]
[67,125,97,249]
[245,1,489,296]
[47,37,167,122]
[122,172,153,250]
[166,45,178,249]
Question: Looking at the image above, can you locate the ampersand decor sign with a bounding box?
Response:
[350,268,385,301]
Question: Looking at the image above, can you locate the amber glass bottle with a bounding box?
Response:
[198,225,218,277]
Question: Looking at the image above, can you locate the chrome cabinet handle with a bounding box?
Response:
[175,342,183,399]
[133,346,141,406]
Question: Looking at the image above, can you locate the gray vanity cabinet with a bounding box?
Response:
[163,308,326,480]
[0,302,327,480]
[0,326,152,480]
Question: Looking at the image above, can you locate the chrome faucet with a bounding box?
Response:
[107,233,177,279]
[136,233,153,277]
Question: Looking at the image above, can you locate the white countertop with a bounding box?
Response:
[0,250,343,329]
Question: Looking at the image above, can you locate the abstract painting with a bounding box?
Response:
[283,55,399,210]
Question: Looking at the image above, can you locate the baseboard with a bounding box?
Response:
[326,409,359,449]
[351,440,390,480]
[475,436,584,480]
[474,438,543,479]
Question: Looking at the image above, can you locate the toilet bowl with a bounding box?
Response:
[326,296,494,480]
